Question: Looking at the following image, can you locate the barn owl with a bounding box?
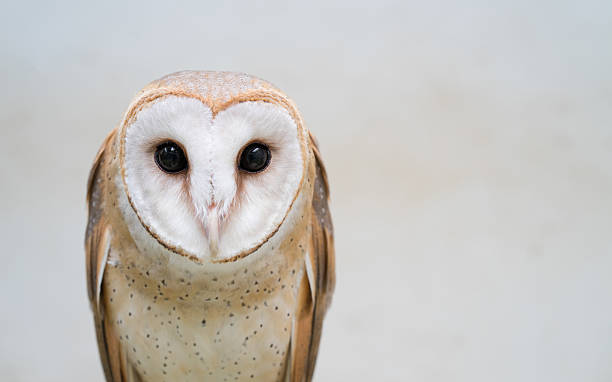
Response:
[85,71,335,382]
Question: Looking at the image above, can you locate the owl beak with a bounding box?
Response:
[204,206,220,258]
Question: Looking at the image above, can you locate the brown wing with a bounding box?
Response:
[288,132,336,382]
[86,129,136,382]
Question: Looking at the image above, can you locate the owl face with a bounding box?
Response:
[119,95,305,263]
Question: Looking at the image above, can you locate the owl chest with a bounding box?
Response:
[103,256,303,381]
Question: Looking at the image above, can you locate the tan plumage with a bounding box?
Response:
[85,71,334,382]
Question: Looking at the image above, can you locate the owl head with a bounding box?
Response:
[115,71,310,264]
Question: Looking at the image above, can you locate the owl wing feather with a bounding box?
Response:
[86,129,136,382]
[288,132,336,382]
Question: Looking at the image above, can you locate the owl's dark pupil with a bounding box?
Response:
[239,143,271,173]
[154,142,187,173]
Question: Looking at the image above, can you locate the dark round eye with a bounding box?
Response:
[154,141,188,173]
[239,142,271,173]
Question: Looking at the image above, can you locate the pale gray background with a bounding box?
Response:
[1,1,612,381]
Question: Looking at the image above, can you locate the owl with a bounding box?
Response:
[85,71,335,382]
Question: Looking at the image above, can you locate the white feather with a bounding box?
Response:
[121,97,303,261]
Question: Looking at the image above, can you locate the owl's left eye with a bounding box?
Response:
[154,141,188,173]
[239,142,271,173]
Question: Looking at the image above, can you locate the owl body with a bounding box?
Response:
[86,72,334,382]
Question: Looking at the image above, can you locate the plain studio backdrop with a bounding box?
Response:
[1,1,611,381]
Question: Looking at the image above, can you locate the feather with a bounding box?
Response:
[288,133,335,382]
[86,129,133,382]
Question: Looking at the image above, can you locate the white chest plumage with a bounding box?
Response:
[103,242,306,381]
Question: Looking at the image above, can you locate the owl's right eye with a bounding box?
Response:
[154,141,188,173]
